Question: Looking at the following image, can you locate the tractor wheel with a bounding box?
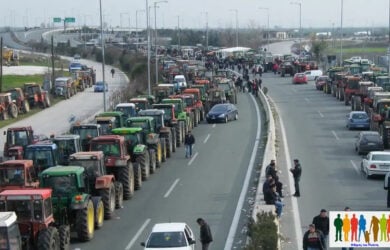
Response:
[152,143,162,168]
[149,149,157,174]
[175,123,182,147]
[37,227,60,250]
[22,100,30,113]
[115,181,124,209]
[93,199,104,229]
[76,199,95,241]
[8,103,18,118]
[171,128,177,152]
[332,85,337,97]
[119,162,134,200]
[1,110,8,120]
[181,121,186,143]
[58,225,70,250]
[193,111,199,127]
[100,182,116,219]
[200,108,205,121]
[165,134,172,158]
[134,162,142,190]
[138,150,150,180]
[161,139,167,163]
[45,94,51,107]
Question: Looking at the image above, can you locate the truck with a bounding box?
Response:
[70,123,102,151]
[52,134,81,165]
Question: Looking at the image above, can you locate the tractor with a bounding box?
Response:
[89,135,136,199]
[70,123,102,151]
[161,98,193,134]
[0,160,39,192]
[23,83,51,109]
[52,134,81,165]
[204,88,226,113]
[343,76,361,105]
[183,88,205,121]
[7,88,30,114]
[0,212,22,250]
[3,126,40,160]
[350,81,374,111]
[24,142,59,174]
[115,103,137,120]
[0,93,18,120]
[0,189,66,249]
[54,77,74,99]
[95,111,126,135]
[129,97,152,114]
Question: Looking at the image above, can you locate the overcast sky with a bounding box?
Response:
[2,0,390,30]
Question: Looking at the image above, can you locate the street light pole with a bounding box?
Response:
[146,0,151,95]
[177,16,181,50]
[99,0,107,111]
[154,1,168,86]
[259,7,270,52]
[340,0,344,65]
[229,9,238,47]
[290,2,302,56]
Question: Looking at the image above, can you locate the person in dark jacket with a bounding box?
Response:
[290,159,302,197]
[196,218,213,250]
[312,209,329,248]
[303,224,325,250]
[184,131,195,158]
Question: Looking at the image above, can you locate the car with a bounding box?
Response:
[315,76,329,90]
[354,131,384,155]
[141,223,196,250]
[206,103,238,123]
[94,81,108,92]
[292,73,307,84]
[68,61,83,72]
[174,75,187,89]
[361,151,390,178]
[73,54,81,60]
[346,111,370,130]
[304,70,323,81]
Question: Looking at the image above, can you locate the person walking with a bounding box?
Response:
[184,131,195,158]
[303,224,326,250]
[196,218,213,250]
[110,68,115,78]
[290,159,302,197]
[312,209,329,248]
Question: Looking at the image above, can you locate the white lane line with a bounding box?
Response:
[224,94,261,250]
[318,111,324,118]
[203,134,211,143]
[304,97,310,103]
[332,130,340,140]
[274,97,303,249]
[350,160,361,175]
[125,218,151,250]
[164,179,180,198]
[187,152,199,166]
[212,124,216,128]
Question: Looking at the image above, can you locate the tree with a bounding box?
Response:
[311,36,328,64]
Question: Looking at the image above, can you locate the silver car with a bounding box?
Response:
[361,151,390,178]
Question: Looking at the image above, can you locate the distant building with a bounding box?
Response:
[354,31,371,36]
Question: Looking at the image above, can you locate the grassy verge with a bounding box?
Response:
[2,75,45,90]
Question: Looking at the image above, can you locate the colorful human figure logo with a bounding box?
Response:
[343,214,351,241]
[358,214,366,241]
[350,214,358,242]
[380,214,387,242]
[370,216,380,242]
[334,213,343,242]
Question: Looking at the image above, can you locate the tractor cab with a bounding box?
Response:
[138,109,165,132]
[115,103,137,120]
[3,126,35,160]
[70,123,102,151]
[112,128,145,156]
[24,142,58,174]
[96,116,116,135]
[52,134,81,165]
[0,212,22,250]
[0,160,39,191]
[69,151,107,181]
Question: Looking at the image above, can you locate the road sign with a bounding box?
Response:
[53,17,62,23]
[64,17,76,23]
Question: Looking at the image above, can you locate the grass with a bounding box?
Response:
[1,75,45,91]
[327,47,387,54]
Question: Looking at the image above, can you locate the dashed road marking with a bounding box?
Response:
[212,124,216,128]
[350,160,361,175]
[125,218,151,250]
[332,130,340,140]
[318,111,324,118]
[203,134,211,143]
[164,179,180,198]
[188,152,199,166]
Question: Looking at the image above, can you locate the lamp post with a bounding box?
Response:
[177,15,181,50]
[229,9,238,47]
[154,1,168,86]
[146,0,151,95]
[290,2,302,57]
[340,0,344,65]
[259,7,270,52]
[201,12,209,51]
[99,0,107,111]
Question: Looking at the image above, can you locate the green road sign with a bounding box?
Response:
[64,17,76,23]
[53,17,61,23]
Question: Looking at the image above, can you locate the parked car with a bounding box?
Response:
[292,73,307,84]
[361,151,390,178]
[315,76,329,90]
[94,81,108,92]
[304,70,323,81]
[68,61,83,72]
[346,111,370,130]
[141,223,196,250]
[354,131,384,155]
[206,103,238,123]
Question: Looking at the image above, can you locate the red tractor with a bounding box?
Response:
[23,83,51,109]
[183,88,205,121]
[343,76,362,106]
[0,160,39,192]
[3,126,39,160]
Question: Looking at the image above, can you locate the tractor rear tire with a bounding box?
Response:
[115,181,124,209]
[101,182,116,220]
[149,149,157,174]
[138,151,150,181]
[119,163,134,200]
[134,162,142,190]
[8,103,18,118]
[37,227,60,250]
[194,111,199,127]
[171,128,177,152]
[351,97,355,110]
[165,135,172,158]
[76,199,95,242]
[58,225,70,250]
[175,123,182,147]
[22,100,30,113]
[340,89,345,101]
[93,199,104,229]
[152,143,162,168]
[161,139,167,163]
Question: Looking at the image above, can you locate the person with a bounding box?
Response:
[262,175,274,195]
[290,159,302,197]
[312,209,329,248]
[111,68,115,78]
[264,180,276,204]
[264,184,283,218]
[265,160,277,179]
[274,175,284,198]
[303,224,326,250]
[184,131,195,158]
[196,218,213,250]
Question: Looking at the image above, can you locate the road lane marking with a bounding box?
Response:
[224,94,261,250]
[212,124,216,128]
[318,111,324,118]
[164,179,180,198]
[187,152,199,166]
[350,160,361,175]
[125,218,151,250]
[203,134,211,143]
[332,130,340,140]
[304,97,310,103]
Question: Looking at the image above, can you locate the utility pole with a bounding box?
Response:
[146,0,151,95]
[51,36,55,92]
[135,9,145,51]
[0,37,3,93]
[205,12,209,50]
[340,0,344,66]
[154,1,168,86]
[99,0,107,111]
[177,16,181,51]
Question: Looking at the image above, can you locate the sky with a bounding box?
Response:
[1,0,390,30]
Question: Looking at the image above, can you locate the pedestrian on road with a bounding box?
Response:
[184,131,195,158]
[111,68,115,78]
[290,159,302,197]
[312,209,329,248]
[196,218,213,250]
[303,224,326,250]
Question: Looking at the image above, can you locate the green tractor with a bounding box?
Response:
[126,116,166,168]
[70,123,102,151]
[39,166,104,242]
[112,127,156,181]
[152,103,183,148]
[95,111,127,135]
[161,98,192,136]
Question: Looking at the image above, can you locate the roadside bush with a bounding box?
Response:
[246,212,278,250]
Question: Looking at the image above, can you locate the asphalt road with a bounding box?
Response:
[262,73,386,249]
[71,92,262,250]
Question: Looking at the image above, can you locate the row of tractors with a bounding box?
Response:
[322,62,390,147]
[275,55,318,77]
[0,64,233,249]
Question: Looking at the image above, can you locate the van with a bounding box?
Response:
[173,75,187,89]
[304,70,323,81]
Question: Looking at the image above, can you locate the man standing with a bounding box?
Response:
[290,159,302,197]
[312,209,329,247]
[303,224,326,250]
[184,131,195,158]
[196,218,213,250]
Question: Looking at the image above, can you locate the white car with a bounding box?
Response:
[141,223,196,249]
[304,70,323,81]
[361,151,390,178]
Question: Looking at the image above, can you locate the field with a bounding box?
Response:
[2,75,45,91]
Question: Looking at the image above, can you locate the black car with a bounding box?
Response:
[354,131,384,155]
[206,103,238,123]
